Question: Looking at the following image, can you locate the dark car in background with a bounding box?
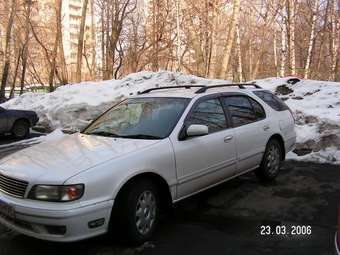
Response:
[0,106,39,139]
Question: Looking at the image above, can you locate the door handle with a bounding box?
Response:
[263,125,270,131]
[224,135,233,143]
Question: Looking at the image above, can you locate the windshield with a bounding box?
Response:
[83,97,189,139]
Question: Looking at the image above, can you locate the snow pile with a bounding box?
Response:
[3,71,226,132]
[1,71,340,165]
[253,77,340,164]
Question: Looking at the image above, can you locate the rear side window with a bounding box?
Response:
[253,90,289,111]
[223,96,265,126]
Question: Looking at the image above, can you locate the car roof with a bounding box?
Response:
[135,84,265,99]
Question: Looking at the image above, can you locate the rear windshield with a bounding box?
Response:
[253,90,290,111]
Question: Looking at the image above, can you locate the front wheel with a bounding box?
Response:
[110,178,159,246]
[254,139,282,181]
[12,120,29,139]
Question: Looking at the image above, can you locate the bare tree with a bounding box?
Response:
[76,0,88,83]
[329,0,339,81]
[180,0,206,77]
[103,0,136,80]
[0,0,17,102]
[19,0,32,96]
[56,0,68,85]
[280,0,287,77]
[207,0,220,78]
[218,0,240,79]
[288,0,296,75]
[235,18,243,82]
[249,0,280,80]
[304,0,319,79]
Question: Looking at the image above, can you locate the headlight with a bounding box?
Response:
[28,184,84,202]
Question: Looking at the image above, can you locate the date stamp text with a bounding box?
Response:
[260,225,312,235]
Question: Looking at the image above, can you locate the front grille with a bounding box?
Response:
[0,173,28,198]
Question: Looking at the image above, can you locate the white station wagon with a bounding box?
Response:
[0,84,296,245]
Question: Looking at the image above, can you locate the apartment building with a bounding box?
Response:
[61,0,95,81]
[0,0,95,92]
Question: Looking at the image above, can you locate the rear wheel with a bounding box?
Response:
[110,178,159,246]
[12,120,29,139]
[254,139,282,181]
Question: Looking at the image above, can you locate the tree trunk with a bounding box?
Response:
[218,0,240,79]
[280,0,287,77]
[288,0,296,75]
[175,0,182,72]
[20,0,32,95]
[236,21,243,82]
[251,1,280,80]
[56,0,68,85]
[105,0,135,80]
[208,0,219,78]
[10,51,21,99]
[180,0,206,77]
[0,0,16,103]
[274,30,278,77]
[304,0,318,79]
[76,0,88,83]
[330,0,339,81]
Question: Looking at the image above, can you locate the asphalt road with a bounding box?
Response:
[0,143,339,255]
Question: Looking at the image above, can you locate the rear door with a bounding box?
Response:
[171,96,237,200]
[222,95,270,174]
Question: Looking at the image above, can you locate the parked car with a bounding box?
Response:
[0,106,39,138]
[336,205,340,255]
[0,84,296,245]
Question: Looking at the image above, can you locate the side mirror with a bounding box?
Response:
[186,124,209,136]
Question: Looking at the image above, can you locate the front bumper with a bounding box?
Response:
[0,194,114,242]
[30,116,39,127]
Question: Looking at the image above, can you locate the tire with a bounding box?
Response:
[254,139,282,181]
[111,178,159,246]
[12,120,30,139]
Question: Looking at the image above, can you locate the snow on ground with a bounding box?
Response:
[1,70,340,165]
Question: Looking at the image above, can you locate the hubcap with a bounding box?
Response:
[135,190,156,235]
[15,125,27,137]
[267,145,280,174]
[17,126,25,135]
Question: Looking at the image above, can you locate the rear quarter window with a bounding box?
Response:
[253,90,289,111]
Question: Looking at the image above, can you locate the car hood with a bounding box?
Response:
[0,133,160,184]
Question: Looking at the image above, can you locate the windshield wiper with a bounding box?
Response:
[122,134,162,140]
[89,131,122,138]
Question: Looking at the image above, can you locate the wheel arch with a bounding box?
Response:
[11,118,31,130]
[268,134,286,160]
[115,172,174,215]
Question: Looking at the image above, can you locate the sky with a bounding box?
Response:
[1,70,340,165]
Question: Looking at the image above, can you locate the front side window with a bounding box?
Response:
[186,98,227,133]
[83,97,189,139]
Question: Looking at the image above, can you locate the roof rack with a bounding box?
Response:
[138,83,262,94]
[139,85,206,94]
[195,83,262,93]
